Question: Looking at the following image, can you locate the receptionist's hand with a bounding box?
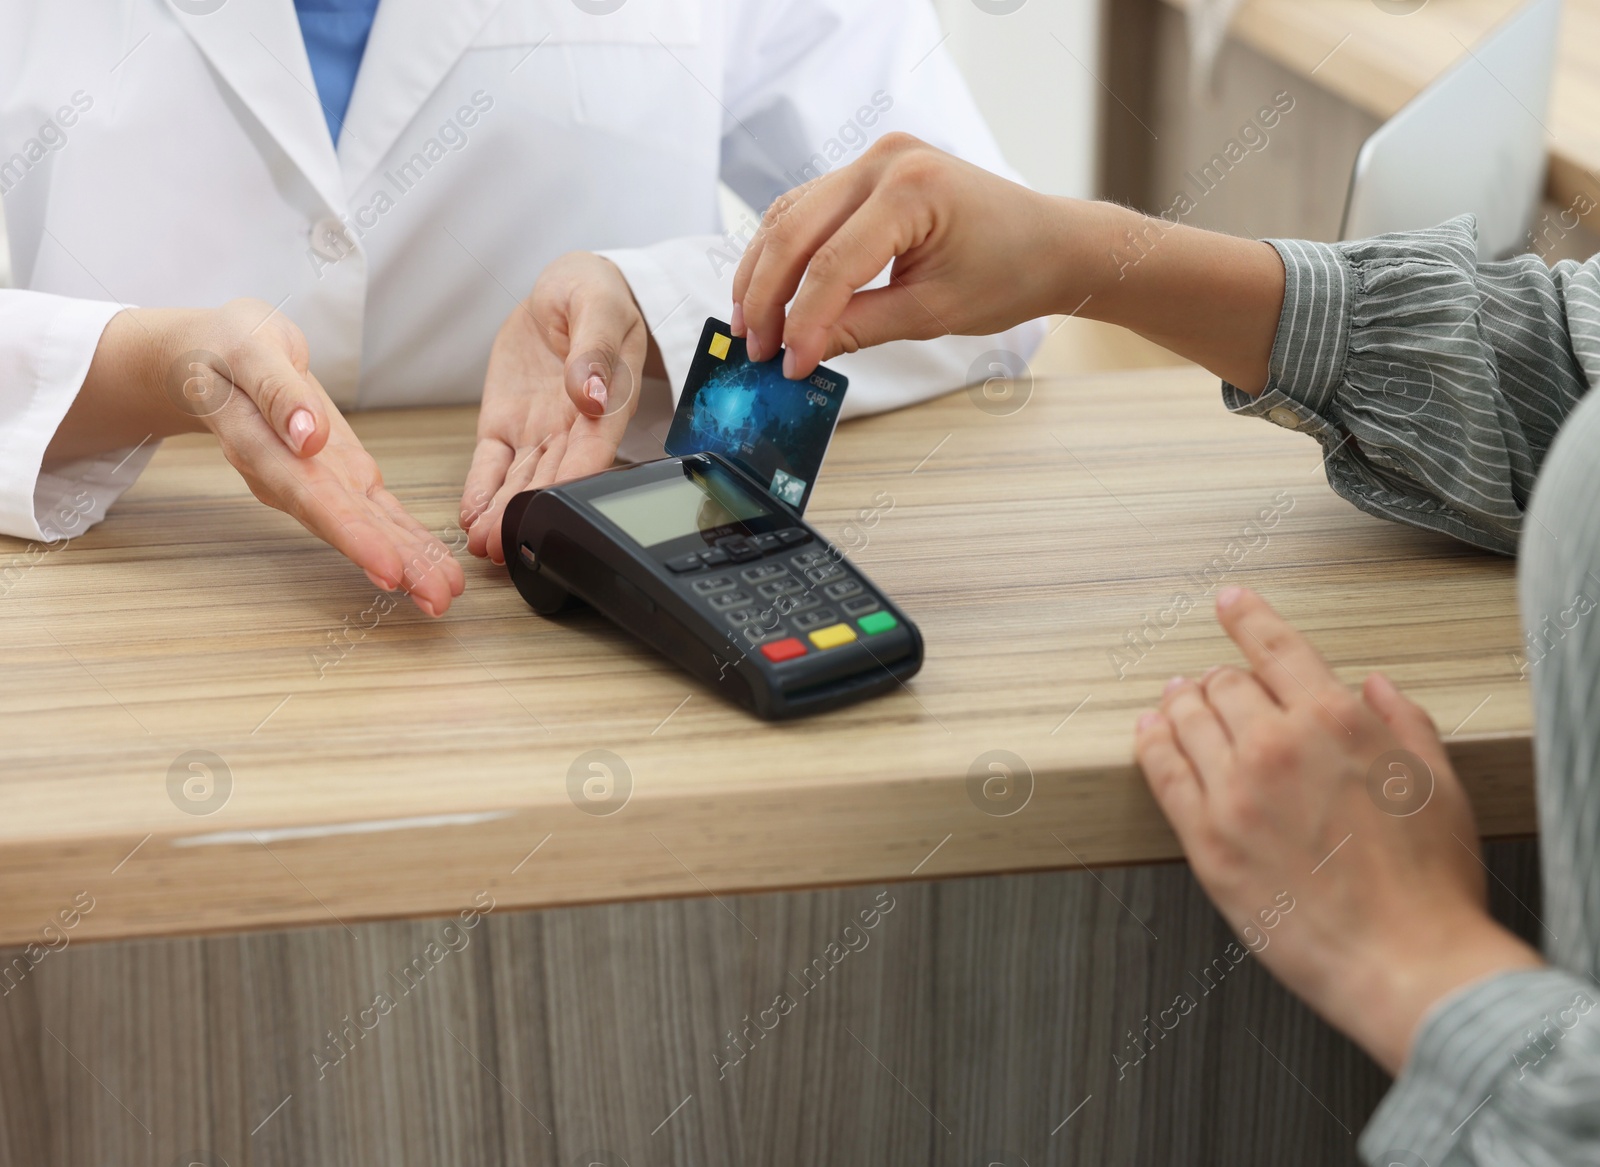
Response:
[1134,588,1542,1075]
[464,251,656,564]
[58,301,464,617]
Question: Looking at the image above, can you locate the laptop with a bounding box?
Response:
[1340,0,1562,259]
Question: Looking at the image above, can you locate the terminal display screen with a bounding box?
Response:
[591,464,771,548]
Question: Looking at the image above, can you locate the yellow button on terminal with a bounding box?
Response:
[808,622,857,651]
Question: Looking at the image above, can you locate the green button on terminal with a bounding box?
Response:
[857,611,898,635]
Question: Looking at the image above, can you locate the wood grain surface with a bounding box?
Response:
[1161,0,1600,209]
[0,366,1534,945]
[0,842,1547,1167]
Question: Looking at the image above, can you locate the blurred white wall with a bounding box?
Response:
[930,0,1102,198]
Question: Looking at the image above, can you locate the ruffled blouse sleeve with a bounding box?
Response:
[1222,216,1598,554]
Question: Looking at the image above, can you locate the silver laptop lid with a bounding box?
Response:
[1341,0,1562,259]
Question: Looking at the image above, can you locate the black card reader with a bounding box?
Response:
[501,454,923,719]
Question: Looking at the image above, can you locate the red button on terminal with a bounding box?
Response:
[760,637,807,663]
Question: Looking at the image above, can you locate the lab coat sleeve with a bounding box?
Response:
[598,0,1046,424]
[0,291,158,542]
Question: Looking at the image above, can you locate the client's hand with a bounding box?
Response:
[730,132,1285,392]
[463,252,658,564]
[1135,587,1543,1074]
[60,301,464,616]
[731,133,1063,379]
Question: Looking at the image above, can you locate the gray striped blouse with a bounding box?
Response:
[1222,215,1600,1166]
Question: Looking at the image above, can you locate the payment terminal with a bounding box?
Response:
[501,453,923,720]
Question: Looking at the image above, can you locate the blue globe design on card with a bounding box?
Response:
[665,319,849,515]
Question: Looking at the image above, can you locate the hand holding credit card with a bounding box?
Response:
[664,318,848,514]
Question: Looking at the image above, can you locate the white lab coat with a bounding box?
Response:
[0,0,1042,542]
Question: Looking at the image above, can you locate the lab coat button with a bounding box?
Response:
[309,216,354,263]
[1266,406,1302,430]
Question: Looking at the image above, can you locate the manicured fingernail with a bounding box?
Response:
[1217,586,1243,611]
[782,350,797,379]
[1163,676,1186,696]
[730,302,746,335]
[288,408,315,453]
[746,331,762,362]
[585,374,608,409]
[1138,711,1162,731]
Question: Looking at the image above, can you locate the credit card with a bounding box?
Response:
[664,317,848,514]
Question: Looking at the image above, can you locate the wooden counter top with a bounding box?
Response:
[1162,0,1600,210]
[0,365,1534,945]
